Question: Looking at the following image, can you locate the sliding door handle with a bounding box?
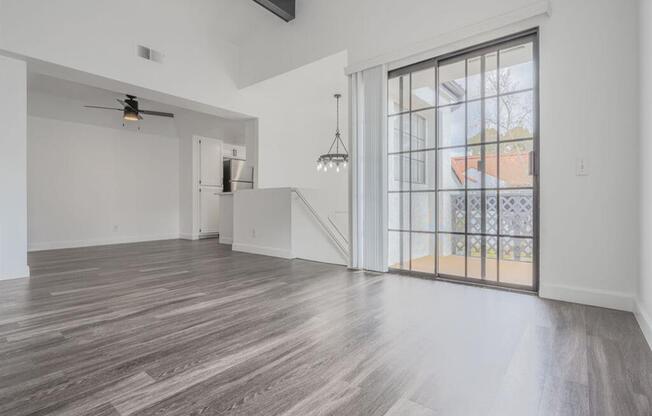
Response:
[528,151,536,176]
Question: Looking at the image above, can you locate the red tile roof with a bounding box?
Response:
[450,152,530,187]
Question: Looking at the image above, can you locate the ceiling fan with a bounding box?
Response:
[84,95,174,121]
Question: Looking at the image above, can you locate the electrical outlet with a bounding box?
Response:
[576,157,589,176]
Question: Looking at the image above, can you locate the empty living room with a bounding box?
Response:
[2,0,652,414]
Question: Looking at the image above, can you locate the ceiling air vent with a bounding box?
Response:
[253,0,295,22]
[136,45,164,63]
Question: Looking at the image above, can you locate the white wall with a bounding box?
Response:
[537,0,639,309]
[234,51,349,229]
[0,55,28,279]
[27,95,181,250]
[238,0,541,86]
[0,0,241,111]
[638,0,652,341]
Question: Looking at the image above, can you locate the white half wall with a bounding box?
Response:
[232,188,348,265]
[0,55,28,279]
[233,188,293,259]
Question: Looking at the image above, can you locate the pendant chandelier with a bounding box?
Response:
[317,94,348,173]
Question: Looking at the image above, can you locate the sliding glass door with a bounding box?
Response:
[387,31,538,291]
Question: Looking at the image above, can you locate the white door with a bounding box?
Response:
[200,188,220,233]
[200,138,222,187]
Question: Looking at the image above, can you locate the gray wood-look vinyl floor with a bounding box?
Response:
[0,239,651,415]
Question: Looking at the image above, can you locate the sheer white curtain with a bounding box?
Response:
[348,65,388,272]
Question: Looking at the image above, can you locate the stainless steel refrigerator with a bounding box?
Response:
[223,160,254,192]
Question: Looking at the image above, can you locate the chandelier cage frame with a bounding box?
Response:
[317,94,349,173]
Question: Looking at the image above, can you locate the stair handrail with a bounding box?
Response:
[292,189,349,261]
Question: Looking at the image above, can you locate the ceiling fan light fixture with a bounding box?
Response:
[123,109,139,121]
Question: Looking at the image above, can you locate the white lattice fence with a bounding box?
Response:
[451,192,533,260]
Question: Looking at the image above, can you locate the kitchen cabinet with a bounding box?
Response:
[222,143,246,160]
[200,188,221,234]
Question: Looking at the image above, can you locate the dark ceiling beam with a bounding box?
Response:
[253,0,295,22]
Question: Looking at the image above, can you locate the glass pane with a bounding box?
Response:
[411,67,436,110]
[411,192,436,232]
[388,231,410,270]
[499,91,534,141]
[438,60,466,105]
[467,56,482,101]
[411,233,435,273]
[388,192,409,231]
[466,144,498,189]
[438,233,465,277]
[438,190,465,233]
[467,190,498,235]
[499,237,534,287]
[388,74,409,115]
[467,235,498,281]
[388,114,410,153]
[388,154,410,191]
[499,141,533,188]
[411,150,436,191]
[500,190,534,237]
[485,97,498,142]
[485,52,498,97]
[499,43,533,93]
[438,104,465,148]
[438,147,466,189]
[467,98,498,145]
[411,109,436,150]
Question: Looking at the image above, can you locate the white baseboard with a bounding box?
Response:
[635,300,652,350]
[0,265,30,281]
[199,232,219,239]
[179,233,199,241]
[219,236,233,245]
[232,243,293,259]
[28,234,180,252]
[539,283,634,312]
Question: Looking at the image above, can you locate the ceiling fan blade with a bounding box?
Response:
[139,109,175,118]
[84,105,124,111]
[117,98,138,112]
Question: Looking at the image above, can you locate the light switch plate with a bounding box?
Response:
[576,157,589,176]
